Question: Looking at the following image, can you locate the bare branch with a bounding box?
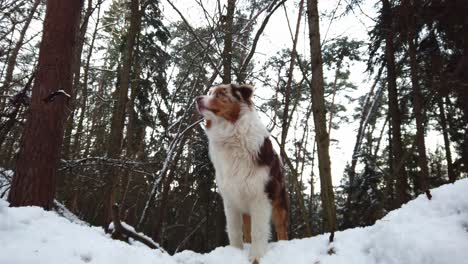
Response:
[165,0,222,78]
[238,0,286,82]
[111,204,162,250]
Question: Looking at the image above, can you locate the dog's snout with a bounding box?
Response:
[196,96,203,103]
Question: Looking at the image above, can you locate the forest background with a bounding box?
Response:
[0,0,466,254]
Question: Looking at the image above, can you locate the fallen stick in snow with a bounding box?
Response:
[111,204,161,250]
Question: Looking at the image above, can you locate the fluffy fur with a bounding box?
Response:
[196,84,288,263]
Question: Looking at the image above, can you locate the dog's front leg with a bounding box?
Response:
[224,203,243,249]
[249,201,272,262]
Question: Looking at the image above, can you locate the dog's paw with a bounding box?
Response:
[249,257,259,264]
[249,250,264,264]
[249,243,266,262]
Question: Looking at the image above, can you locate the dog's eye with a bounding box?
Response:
[216,92,226,98]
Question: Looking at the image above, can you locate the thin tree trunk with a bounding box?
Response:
[125,31,142,159]
[373,116,388,157]
[8,0,82,209]
[327,52,345,136]
[72,3,101,156]
[438,97,455,183]
[222,0,235,84]
[404,0,431,199]
[280,0,304,157]
[279,4,313,230]
[0,0,41,109]
[308,141,316,234]
[0,72,34,147]
[307,0,337,241]
[382,0,409,207]
[153,138,186,242]
[104,0,141,227]
[64,0,96,158]
[385,117,394,208]
[0,0,40,98]
[344,68,383,228]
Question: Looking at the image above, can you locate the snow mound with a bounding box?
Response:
[1,179,467,264]
[0,199,176,264]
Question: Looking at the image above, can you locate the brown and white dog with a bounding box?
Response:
[195,83,288,263]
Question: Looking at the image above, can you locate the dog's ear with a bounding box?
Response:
[233,84,254,102]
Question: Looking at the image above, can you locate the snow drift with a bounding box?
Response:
[1,179,467,264]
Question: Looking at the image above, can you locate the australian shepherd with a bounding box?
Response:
[195,83,288,263]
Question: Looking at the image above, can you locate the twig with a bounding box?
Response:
[238,0,286,81]
[137,118,203,229]
[174,216,207,253]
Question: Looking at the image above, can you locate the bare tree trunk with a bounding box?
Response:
[328,51,346,136]
[63,0,97,158]
[222,0,235,84]
[382,0,409,207]
[344,69,383,229]
[0,73,34,147]
[455,15,468,173]
[385,117,395,208]
[72,3,101,157]
[153,138,186,242]
[404,0,431,199]
[438,97,455,183]
[104,0,141,226]
[307,0,337,241]
[280,0,304,157]
[8,0,82,209]
[125,32,142,159]
[0,0,40,107]
[0,0,40,94]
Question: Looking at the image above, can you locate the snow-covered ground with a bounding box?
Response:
[1,179,467,264]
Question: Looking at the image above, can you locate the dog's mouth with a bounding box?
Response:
[195,101,204,114]
[196,99,218,115]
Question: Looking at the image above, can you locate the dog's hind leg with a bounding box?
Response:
[272,201,288,240]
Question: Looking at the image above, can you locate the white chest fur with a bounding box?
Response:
[206,110,271,213]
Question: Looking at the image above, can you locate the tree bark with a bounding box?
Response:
[307,0,337,241]
[72,2,101,157]
[63,0,96,159]
[382,0,410,207]
[125,32,142,159]
[8,0,82,209]
[104,0,141,226]
[438,97,455,183]
[385,117,395,207]
[404,0,431,199]
[222,0,235,84]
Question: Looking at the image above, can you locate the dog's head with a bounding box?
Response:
[196,84,254,126]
